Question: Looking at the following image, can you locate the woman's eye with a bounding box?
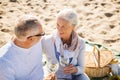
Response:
[57,24,59,26]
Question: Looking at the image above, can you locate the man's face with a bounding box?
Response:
[27,25,45,47]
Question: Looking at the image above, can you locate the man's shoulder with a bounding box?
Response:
[0,41,13,58]
[0,42,14,71]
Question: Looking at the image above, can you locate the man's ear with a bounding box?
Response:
[27,36,33,41]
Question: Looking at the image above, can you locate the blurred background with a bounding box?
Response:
[0,0,120,52]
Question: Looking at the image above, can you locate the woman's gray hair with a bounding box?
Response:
[56,8,78,27]
[14,15,41,41]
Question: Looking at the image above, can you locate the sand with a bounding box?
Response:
[0,0,120,52]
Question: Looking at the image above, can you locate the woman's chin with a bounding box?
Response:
[59,35,65,38]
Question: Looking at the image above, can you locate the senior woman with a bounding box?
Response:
[42,8,90,80]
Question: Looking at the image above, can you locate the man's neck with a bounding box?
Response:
[13,38,31,49]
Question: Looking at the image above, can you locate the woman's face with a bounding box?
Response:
[57,18,74,40]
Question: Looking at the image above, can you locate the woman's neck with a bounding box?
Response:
[62,35,72,45]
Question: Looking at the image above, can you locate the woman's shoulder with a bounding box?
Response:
[41,34,55,46]
[42,35,53,41]
[78,36,85,45]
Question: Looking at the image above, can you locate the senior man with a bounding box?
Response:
[0,15,45,80]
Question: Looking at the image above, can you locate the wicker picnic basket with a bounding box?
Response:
[85,46,113,77]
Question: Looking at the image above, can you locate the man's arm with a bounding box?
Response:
[0,59,15,80]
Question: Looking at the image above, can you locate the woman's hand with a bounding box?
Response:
[63,64,78,74]
[44,72,57,80]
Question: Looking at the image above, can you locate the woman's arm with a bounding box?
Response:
[74,39,86,75]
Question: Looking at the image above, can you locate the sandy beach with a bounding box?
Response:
[0,0,120,52]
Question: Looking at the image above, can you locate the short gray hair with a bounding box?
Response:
[57,8,78,27]
[14,15,41,41]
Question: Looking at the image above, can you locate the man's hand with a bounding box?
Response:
[63,64,78,74]
[44,72,57,80]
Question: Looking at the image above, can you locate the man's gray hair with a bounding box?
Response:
[56,8,78,27]
[14,15,41,41]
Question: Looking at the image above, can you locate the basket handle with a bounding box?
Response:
[93,45,100,68]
